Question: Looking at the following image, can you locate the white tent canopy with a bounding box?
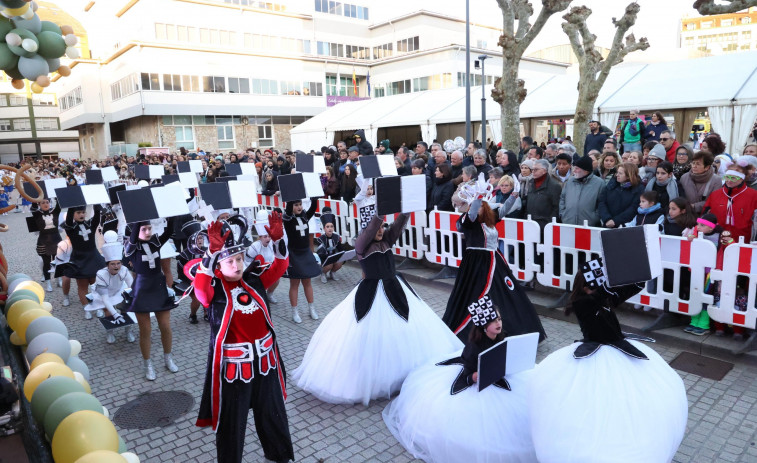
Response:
[291,52,757,152]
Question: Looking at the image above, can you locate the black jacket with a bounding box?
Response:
[429,177,454,212]
[354,129,374,156]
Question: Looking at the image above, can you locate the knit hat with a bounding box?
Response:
[572,155,593,173]
[467,295,499,327]
[648,144,667,161]
[101,230,123,262]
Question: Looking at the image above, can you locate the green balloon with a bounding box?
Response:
[30,377,85,423]
[43,392,103,440]
[3,65,22,80]
[4,292,39,315]
[2,0,28,8]
[36,31,65,60]
[39,21,62,35]
[7,273,31,284]
[117,435,127,453]
[8,289,40,304]
[0,42,18,72]
[7,28,38,58]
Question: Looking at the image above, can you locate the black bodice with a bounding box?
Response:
[359,249,396,280]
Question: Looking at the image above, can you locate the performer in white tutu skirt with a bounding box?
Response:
[529,259,688,463]
[292,213,462,405]
[383,297,538,463]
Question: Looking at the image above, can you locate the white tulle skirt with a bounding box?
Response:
[382,350,538,463]
[529,341,688,463]
[291,278,463,405]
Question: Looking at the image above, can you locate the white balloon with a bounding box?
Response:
[31,1,39,12]
[102,406,109,418]
[65,46,79,59]
[121,452,140,463]
[5,32,21,47]
[21,9,34,20]
[69,339,81,357]
[63,34,77,47]
[21,38,38,53]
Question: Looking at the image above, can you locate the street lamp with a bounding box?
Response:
[475,55,489,150]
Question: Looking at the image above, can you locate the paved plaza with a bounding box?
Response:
[2,211,757,462]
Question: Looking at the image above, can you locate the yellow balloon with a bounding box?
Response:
[30,353,65,370]
[23,362,74,401]
[9,331,23,346]
[15,281,45,303]
[73,372,91,394]
[15,308,51,344]
[74,450,128,463]
[30,83,43,94]
[52,410,119,463]
[6,299,41,332]
[5,5,30,16]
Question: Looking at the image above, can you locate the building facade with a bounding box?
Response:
[56,0,567,158]
[680,7,757,55]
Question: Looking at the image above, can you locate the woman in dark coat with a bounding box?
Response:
[429,164,455,212]
[598,162,645,228]
[340,164,358,203]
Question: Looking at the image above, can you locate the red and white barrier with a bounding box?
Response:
[537,221,603,290]
[424,210,465,267]
[709,240,757,330]
[257,193,283,211]
[627,236,715,316]
[384,212,428,260]
[496,218,541,282]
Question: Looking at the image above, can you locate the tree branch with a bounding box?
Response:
[513,0,535,41]
[518,0,573,54]
[694,0,757,15]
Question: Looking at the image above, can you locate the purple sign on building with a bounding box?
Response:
[327,95,370,107]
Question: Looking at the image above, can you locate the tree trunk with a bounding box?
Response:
[497,57,525,152]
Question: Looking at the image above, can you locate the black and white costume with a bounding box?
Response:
[292,213,462,405]
[529,259,688,463]
[50,237,73,279]
[123,221,175,313]
[61,205,105,279]
[32,201,61,282]
[442,198,546,343]
[282,201,320,279]
[383,296,538,463]
[315,223,343,265]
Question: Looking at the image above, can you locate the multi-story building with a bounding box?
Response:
[680,7,757,55]
[55,0,568,158]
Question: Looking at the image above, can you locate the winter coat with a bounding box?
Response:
[559,174,606,226]
[665,140,681,163]
[598,177,645,228]
[679,169,721,215]
[353,129,374,156]
[703,182,757,242]
[429,176,455,212]
[645,122,668,143]
[646,178,679,212]
[584,130,608,156]
[523,175,562,229]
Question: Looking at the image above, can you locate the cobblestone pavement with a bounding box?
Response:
[1,210,756,462]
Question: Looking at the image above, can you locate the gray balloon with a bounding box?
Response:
[65,356,89,382]
[8,277,31,294]
[26,332,70,364]
[12,15,42,35]
[25,317,68,344]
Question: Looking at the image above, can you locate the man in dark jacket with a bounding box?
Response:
[523,159,562,232]
[353,129,374,156]
[584,120,607,155]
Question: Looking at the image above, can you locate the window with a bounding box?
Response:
[476,39,488,49]
[36,118,58,130]
[183,75,200,92]
[141,73,160,91]
[374,86,385,98]
[228,77,250,93]
[304,81,323,96]
[387,79,410,96]
[0,119,10,131]
[721,19,732,27]
[280,81,302,95]
[203,76,225,93]
[217,125,235,149]
[701,21,712,29]
[10,94,26,106]
[397,36,419,53]
[316,0,367,19]
[13,118,30,130]
[742,17,751,24]
[60,87,82,111]
[32,94,56,106]
[177,25,187,41]
[90,136,95,149]
[686,23,695,30]
[251,78,278,95]
[373,42,392,59]
[175,126,195,150]
[155,23,166,40]
[258,125,273,146]
[0,96,6,107]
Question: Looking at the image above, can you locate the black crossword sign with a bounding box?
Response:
[359,205,376,230]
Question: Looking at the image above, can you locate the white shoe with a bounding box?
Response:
[62,296,70,307]
[268,292,278,304]
[126,326,136,343]
[292,307,302,324]
[106,332,116,344]
[320,273,328,284]
[330,271,339,281]
[84,310,92,320]
[633,304,642,310]
[144,359,156,381]
[45,280,53,292]
[164,353,179,373]
[309,303,319,320]
[95,309,104,318]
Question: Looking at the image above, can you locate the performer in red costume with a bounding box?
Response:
[193,211,294,463]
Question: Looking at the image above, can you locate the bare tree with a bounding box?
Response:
[562,3,649,156]
[694,0,757,15]
[492,0,572,151]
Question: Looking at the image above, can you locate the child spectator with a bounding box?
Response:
[625,191,665,227]
[663,197,697,237]
[683,213,722,336]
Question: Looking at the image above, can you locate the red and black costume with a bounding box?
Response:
[194,216,294,463]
